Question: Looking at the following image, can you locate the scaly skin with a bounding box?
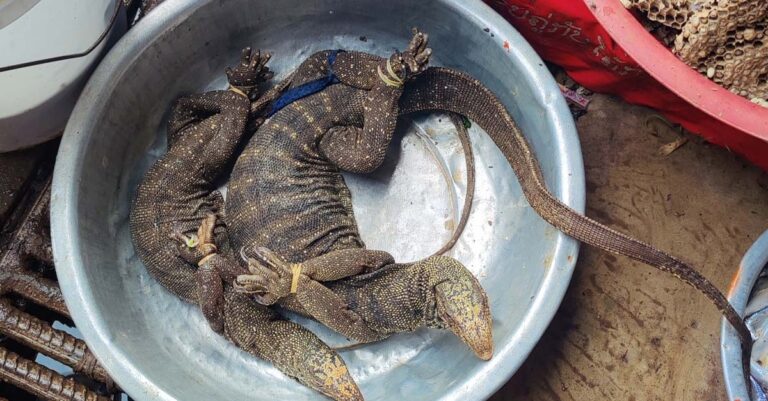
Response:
[129,48,364,401]
[227,30,494,361]
[134,29,749,399]
[233,28,751,383]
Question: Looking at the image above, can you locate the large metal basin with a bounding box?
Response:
[51,0,584,400]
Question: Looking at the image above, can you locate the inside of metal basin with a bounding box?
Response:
[51,1,583,400]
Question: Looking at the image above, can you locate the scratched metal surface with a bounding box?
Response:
[50,0,584,400]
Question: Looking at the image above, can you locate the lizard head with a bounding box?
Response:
[422,256,494,361]
[286,344,363,401]
[309,356,365,401]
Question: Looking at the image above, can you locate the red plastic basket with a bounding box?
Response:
[487,0,768,170]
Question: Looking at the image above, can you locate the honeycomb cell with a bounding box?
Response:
[625,0,768,104]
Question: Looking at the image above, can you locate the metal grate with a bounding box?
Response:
[0,163,126,401]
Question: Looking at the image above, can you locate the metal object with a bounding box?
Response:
[51,0,584,400]
[0,174,119,400]
[722,230,768,401]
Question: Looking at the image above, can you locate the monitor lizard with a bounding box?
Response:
[226,28,752,381]
[129,47,365,401]
[222,31,494,363]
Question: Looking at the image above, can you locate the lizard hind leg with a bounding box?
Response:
[234,247,385,343]
[223,290,364,401]
[420,256,493,361]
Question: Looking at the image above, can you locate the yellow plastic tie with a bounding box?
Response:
[386,57,404,85]
[290,263,303,294]
[201,243,218,253]
[196,244,218,267]
[377,66,403,88]
[377,58,404,88]
[229,85,248,98]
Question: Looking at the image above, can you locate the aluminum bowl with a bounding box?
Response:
[722,230,768,401]
[51,0,584,400]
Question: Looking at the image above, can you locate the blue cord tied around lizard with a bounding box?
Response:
[266,50,341,117]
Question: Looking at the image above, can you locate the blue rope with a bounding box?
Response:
[266,50,341,117]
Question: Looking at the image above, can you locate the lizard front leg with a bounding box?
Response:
[234,247,392,342]
[319,28,432,173]
[172,213,246,334]
[225,46,273,99]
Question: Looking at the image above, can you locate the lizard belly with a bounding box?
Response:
[227,105,363,263]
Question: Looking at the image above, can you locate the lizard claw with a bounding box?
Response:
[234,246,293,303]
[380,28,432,84]
[232,270,283,306]
[402,27,431,75]
[233,271,269,292]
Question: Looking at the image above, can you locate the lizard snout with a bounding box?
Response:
[430,260,494,361]
[435,279,493,360]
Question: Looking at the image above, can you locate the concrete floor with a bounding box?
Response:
[492,94,768,400]
[1,94,767,400]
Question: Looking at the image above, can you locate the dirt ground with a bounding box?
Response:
[1,94,767,400]
[491,94,768,400]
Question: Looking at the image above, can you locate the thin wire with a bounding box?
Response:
[0,0,123,73]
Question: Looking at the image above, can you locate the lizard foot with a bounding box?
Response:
[225,47,274,98]
[169,213,229,333]
[421,256,493,360]
[379,28,432,87]
[170,213,219,264]
[233,246,294,305]
[401,27,432,75]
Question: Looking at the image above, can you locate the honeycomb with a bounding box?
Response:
[623,0,694,29]
[625,0,768,104]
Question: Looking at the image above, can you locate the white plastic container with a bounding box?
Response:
[0,0,125,152]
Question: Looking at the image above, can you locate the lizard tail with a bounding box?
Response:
[429,112,476,257]
[400,67,753,366]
